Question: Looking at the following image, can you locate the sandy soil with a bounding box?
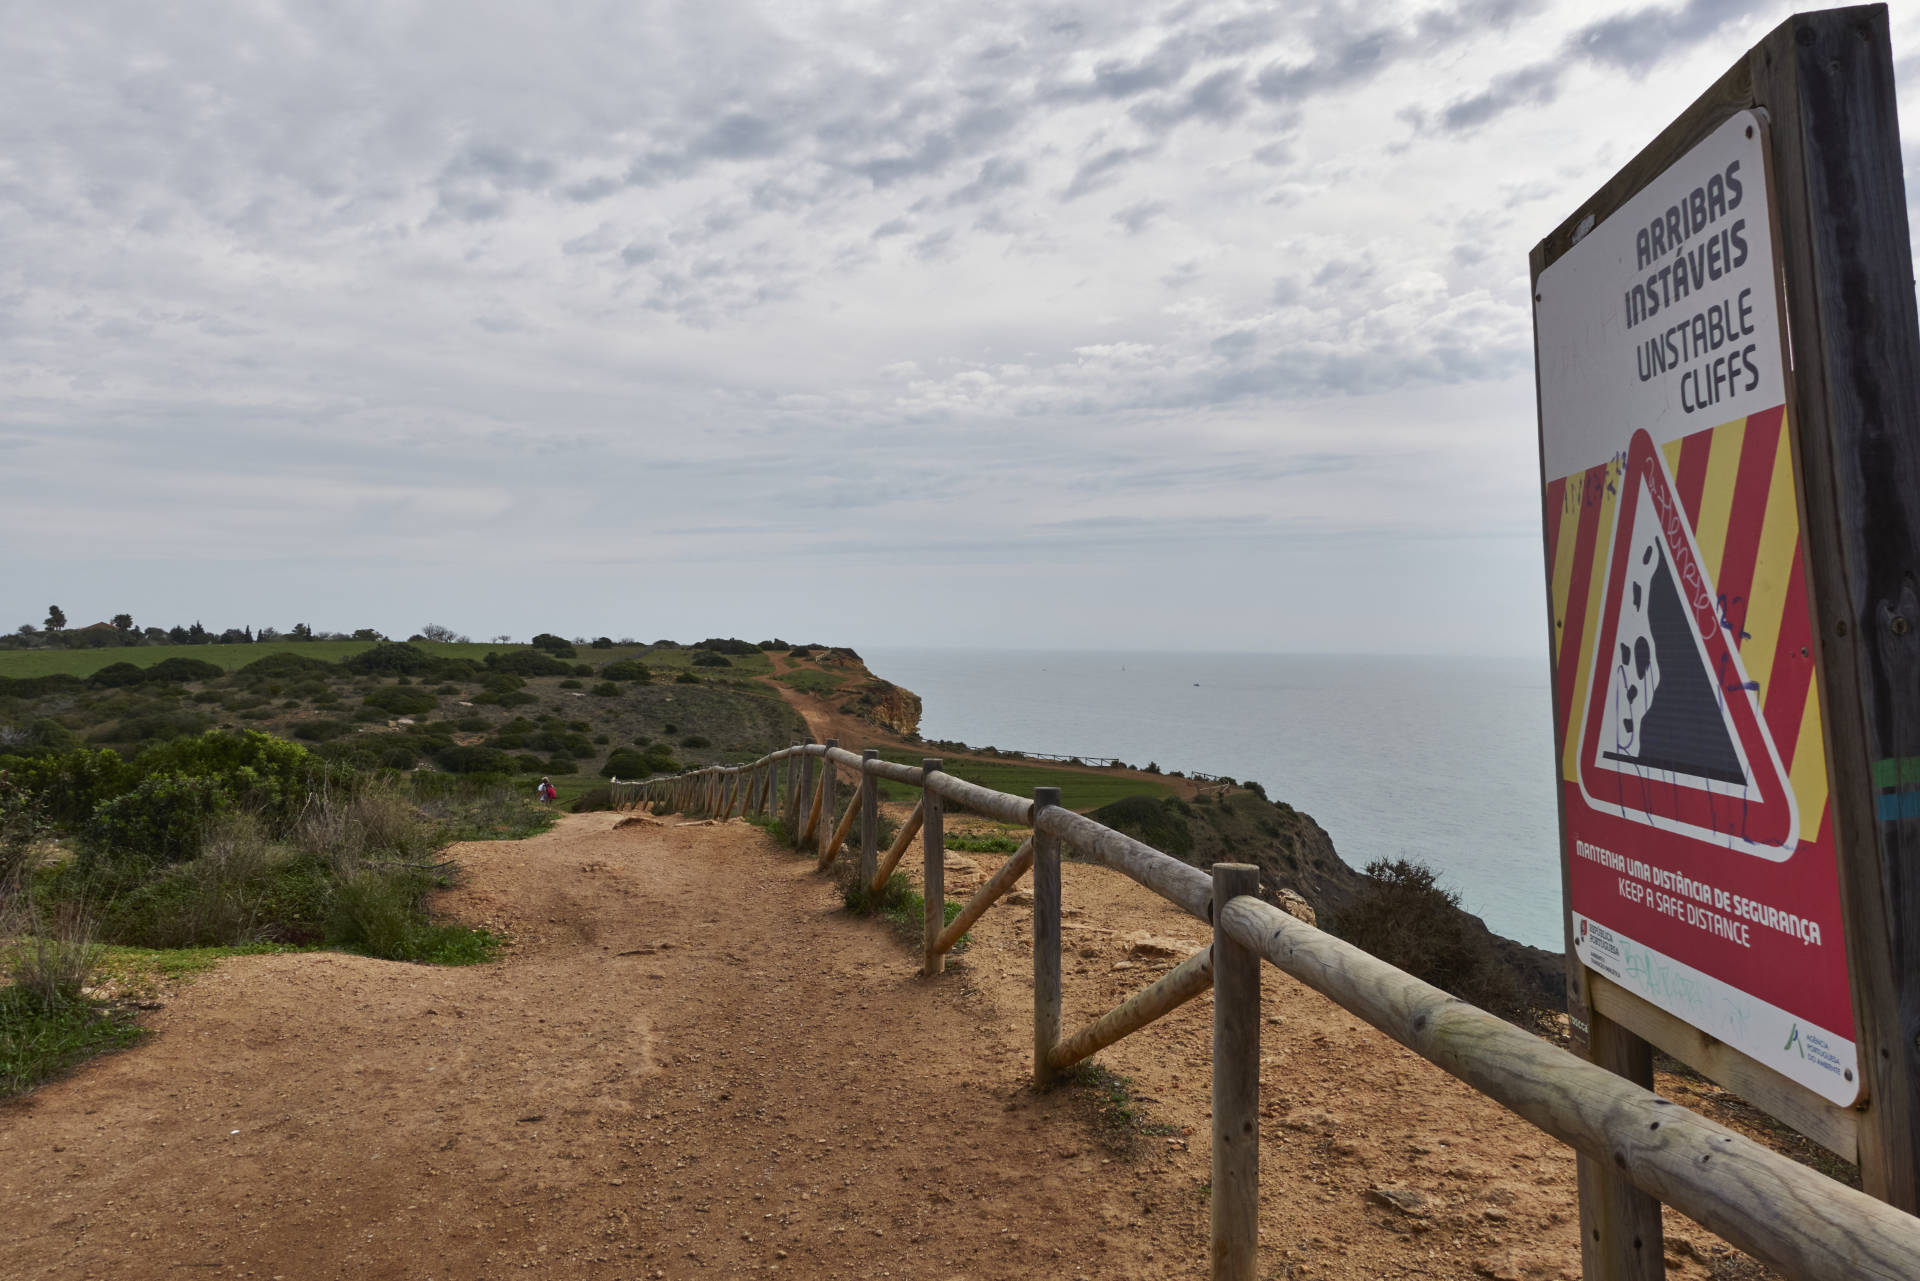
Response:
[0,812,1757,1280]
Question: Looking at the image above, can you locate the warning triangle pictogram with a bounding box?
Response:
[1576,428,1798,857]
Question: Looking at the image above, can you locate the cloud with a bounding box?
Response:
[1112,200,1168,234]
[1427,0,1771,135]
[1062,143,1160,200]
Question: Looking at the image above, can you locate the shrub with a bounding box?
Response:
[294,719,353,742]
[0,748,131,827]
[674,673,700,685]
[364,686,437,716]
[434,745,516,775]
[690,653,732,668]
[485,650,572,677]
[352,707,386,724]
[1088,795,1194,859]
[513,754,547,773]
[591,637,614,649]
[530,633,575,656]
[83,773,229,865]
[599,660,651,682]
[591,682,621,697]
[600,748,656,778]
[558,679,583,690]
[495,690,537,708]
[679,735,711,749]
[696,637,759,655]
[2,900,100,1011]
[482,673,524,694]
[0,674,85,700]
[240,652,338,678]
[342,643,434,676]
[143,657,226,683]
[89,662,150,688]
[545,754,577,775]
[1330,859,1547,1030]
[98,710,215,745]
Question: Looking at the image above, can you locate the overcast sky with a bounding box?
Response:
[5,1,1916,656]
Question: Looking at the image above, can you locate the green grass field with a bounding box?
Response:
[774,668,846,693]
[0,640,773,680]
[875,750,1171,811]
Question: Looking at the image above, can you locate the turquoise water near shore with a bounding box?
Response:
[863,648,1565,950]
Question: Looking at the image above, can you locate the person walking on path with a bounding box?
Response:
[536,776,558,803]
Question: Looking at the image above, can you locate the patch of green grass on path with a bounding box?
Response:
[0,991,144,1098]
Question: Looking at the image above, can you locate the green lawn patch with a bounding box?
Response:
[774,668,846,694]
[874,751,1172,812]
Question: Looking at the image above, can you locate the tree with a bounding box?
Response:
[289,623,312,641]
[111,613,133,633]
[186,622,208,643]
[143,627,167,642]
[167,625,190,644]
[44,606,65,631]
[350,628,384,642]
[17,623,36,636]
[419,623,468,643]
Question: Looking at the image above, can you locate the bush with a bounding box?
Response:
[143,657,226,683]
[435,745,516,775]
[1088,795,1194,859]
[294,719,353,742]
[485,650,572,677]
[599,660,651,682]
[240,652,338,679]
[690,653,732,668]
[679,735,710,750]
[342,643,434,676]
[558,679,582,690]
[481,674,524,694]
[88,662,150,688]
[674,673,700,685]
[1330,859,1546,1030]
[83,773,230,865]
[591,682,621,697]
[696,637,759,655]
[530,633,575,656]
[0,748,132,827]
[600,748,656,778]
[591,637,614,649]
[364,686,437,716]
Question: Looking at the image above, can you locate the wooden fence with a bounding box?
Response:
[608,741,1920,1280]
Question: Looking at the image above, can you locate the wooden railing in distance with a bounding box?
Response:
[616,744,1920,1281]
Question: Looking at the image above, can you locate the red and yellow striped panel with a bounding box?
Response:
[1545,409,1827,842]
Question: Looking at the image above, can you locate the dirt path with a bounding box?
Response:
[0,815,1752,1280]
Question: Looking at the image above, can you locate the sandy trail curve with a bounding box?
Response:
[1,812,1750,1280]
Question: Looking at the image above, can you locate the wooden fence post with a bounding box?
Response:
[795,743,815,848]
[1211,863,1260,1281]
[921,759,945,976]
[1033,786,1063,1087]
[818,739,838,860]
[859,749,879,896]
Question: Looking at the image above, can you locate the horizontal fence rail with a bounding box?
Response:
[610,742,1920,1280]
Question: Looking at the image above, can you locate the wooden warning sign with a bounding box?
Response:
[1532,4,1920,1273]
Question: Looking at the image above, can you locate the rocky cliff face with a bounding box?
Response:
[843,677,922,737]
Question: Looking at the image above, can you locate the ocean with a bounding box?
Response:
[862,648,1566,951]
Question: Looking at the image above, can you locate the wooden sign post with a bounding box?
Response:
[1531,6,1920,1274]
